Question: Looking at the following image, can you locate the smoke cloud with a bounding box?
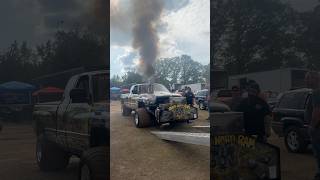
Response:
[131,0,164,77]
[36,0,106,38]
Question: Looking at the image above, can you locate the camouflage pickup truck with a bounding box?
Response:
[121,83,198,128]
[33,70,108,180]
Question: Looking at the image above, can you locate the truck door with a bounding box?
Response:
[56,76,78,148]
[129,85,139,109]
[65,75,92,151]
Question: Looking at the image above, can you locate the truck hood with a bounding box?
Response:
[153,91,181,97]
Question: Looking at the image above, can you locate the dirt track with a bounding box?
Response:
[268,135,317,180]
[110,101,210,180]
[111,100,318,180]
[0,101,317,180]
[0,124,78,180]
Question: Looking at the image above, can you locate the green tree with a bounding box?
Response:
[213,0,303,74]
[154,55,205,86]
[121,71,143,86]
[179,55,204,84]
[110,75,123,87]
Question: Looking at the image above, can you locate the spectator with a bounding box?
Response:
[185,87,195,107]
[305,71,320,180]
[181,86,188,97]
[236,82,271,142]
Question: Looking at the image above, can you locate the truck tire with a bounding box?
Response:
[36,135,70,171]
[199,101,205,110]
[284,126,307,153]
[121,104,131,116]
[134,108,152,128]
[78,147,108,180]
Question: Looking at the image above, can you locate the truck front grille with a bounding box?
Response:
[156,96,170,104]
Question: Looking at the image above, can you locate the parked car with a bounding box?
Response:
[195,89,209,110]
[215,89,233,106]
[263,91,280,110]
[209,101,230,113]
[272,88,311,153]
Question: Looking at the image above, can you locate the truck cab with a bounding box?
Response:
[33,70,109,180]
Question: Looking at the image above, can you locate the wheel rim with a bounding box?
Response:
[287,131,299,151]
[200,103,204,109]
[80,164,91,180]
[36,142,42,163]
[134,113,139,125]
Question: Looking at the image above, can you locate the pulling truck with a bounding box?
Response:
[121,83,198,127]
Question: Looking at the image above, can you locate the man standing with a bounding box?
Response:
[236,82,271,142]
[185,87,195,107]
[305,71,320,180]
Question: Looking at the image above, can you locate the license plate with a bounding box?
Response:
[193,114,197,119]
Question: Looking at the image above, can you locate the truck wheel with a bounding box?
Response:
[134,108,152,128]
[36,135,70,171]
[284,126,307,153]
[78,147,108,180]
[199,101,205,110]
[121,105,131,116]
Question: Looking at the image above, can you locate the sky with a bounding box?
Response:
[0,0,318,74]
[110,0,320,77]
[0,0,106,50]
[110,0,210,77]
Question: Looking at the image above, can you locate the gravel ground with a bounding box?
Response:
[110,101,210,180]
[0,101,317,180]
[111,100,318,180]
[0,123,79,180]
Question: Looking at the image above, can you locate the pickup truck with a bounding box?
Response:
[272,88,311,153]
[121,83,198,128]
[33,70,108,180]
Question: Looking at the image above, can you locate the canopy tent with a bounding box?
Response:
[0,81,36,104]
[0,81,36,91]
[110,87,121,100]
[32,86,64,103]
[121,88,130,93]
[110,87,121,91]
[32,86,64,96]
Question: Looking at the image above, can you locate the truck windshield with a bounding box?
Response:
[92,73,108,102]
[153,84,169,92]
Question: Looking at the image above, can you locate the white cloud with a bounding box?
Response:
[117,49,138,67]
[110,0,210,76]
[159,0,210,64]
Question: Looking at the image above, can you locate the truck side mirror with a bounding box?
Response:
[70,88,88,103]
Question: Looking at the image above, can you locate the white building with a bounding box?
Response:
[228,68,308,93]
[181,83,207,93]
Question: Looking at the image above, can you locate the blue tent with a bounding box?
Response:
[0,81,36,104]
[110,87,121,91]
[0,81,36,91]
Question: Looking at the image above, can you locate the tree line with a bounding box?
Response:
[111,55,209,89]
[0,28,107,84]
[212,0,320,75]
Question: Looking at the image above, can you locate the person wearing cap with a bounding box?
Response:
[236,82,271,142]
[185,87,195,107]
[305,71,320,180]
